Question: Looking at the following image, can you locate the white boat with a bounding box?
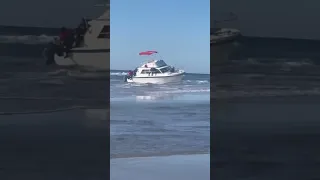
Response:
[43,5,109,71]
[212,0,320,39]
[124,51,185,84]
[211,13,241,45]
[211,28,240,45]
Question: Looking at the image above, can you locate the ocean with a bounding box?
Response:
[110,70,210,158]
[212,36,320,179]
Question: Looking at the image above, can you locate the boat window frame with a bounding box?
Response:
[97,25,110,39]
[141,70,151,74]
[155,60,167,67]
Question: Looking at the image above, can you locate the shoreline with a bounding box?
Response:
[111,154,210,180]
[111,151,209,159]
[211,94,320,103]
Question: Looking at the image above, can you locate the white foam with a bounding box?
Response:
[282,60,314,67]
[183,80,209,84]
[149,89,210,95]
[214,88,320,99]
[196,80,209,84]
[110,72,127,76]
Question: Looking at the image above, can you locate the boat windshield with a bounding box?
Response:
[155,60,167,67]
[160,66,171,73]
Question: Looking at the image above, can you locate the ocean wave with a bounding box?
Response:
[282,61,314,67]
[110,72,127,76]
[0,34,55,44]
[110,72,210,85]
[184,80,209,84]
[115,81,209,89]
[149,89,210,95]
[213,89,320,99]
[233,58,315,67]
[67,71,109,79]
[196,80,209,84]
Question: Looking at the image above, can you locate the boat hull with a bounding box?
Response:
[127,73,184,84]
[54,50,109,70]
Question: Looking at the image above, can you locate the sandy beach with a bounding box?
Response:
[111,154,210,180]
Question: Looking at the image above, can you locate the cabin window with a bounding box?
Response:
[97,25,110,39]
[160,67,171,73]
[155,60,167,67]
[141,70,150,74]
[150,68,161,73]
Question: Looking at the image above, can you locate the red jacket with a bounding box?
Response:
[59,29,72,41]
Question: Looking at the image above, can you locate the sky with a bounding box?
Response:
[110,0,210,74]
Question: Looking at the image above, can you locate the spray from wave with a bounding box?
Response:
[110,72,127,76]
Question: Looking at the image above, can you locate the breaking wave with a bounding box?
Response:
[0,35,55,44]
[110,72,127,76]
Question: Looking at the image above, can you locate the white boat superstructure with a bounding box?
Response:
[212,0,320,39]
[211,28,241,45]
[124,51,185,84]
[43,5,110,71]
[211,13,241,45]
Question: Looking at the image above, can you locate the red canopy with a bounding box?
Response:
[139,50,158,55]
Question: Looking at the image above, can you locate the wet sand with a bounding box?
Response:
[111,154,210,180]
[0,109,109,179]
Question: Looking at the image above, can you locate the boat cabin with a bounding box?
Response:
[134,60,174,76]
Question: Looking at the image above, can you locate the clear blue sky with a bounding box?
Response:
[110,0,210,74]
